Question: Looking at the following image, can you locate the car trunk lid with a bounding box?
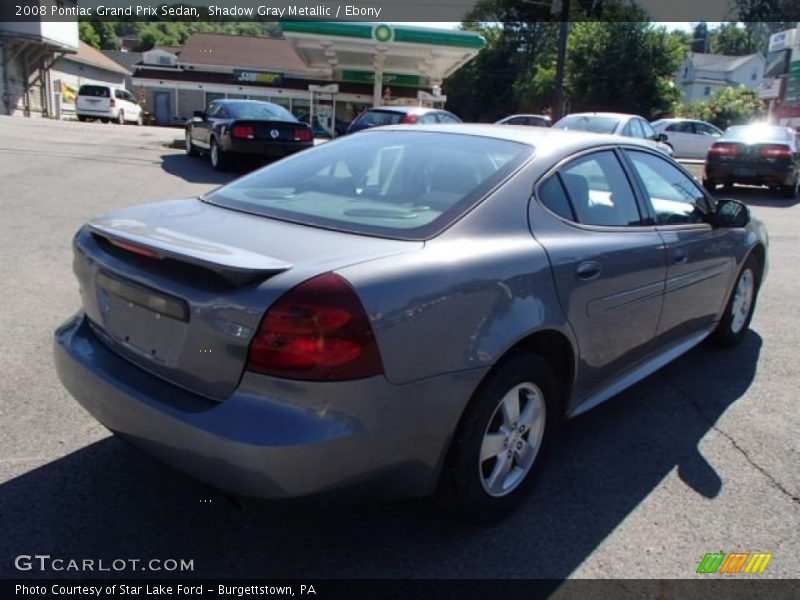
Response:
[74,198,420,400]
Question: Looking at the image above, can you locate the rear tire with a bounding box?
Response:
[437,352,559,522]
[136,113,143,126]
[710,255,760,347]
[117,110,125,125]
[781,179,797,198]
[209,138,229,171]
[77,115,87,122]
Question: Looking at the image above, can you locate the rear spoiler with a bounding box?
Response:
[88,218,291,286]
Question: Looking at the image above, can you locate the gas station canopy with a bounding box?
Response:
[282,22,486,105]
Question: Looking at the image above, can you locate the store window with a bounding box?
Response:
[205,92,225,107]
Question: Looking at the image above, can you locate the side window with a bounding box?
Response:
[559,151,644,227]
[538,175,575,221]
[418,113,438,124]
[640,120,657,140]
[437,113,460,124]
[628,119,645,138]
[626,150,710,225]
[114,89,124,100]
[695,122,720,137]
[665,123,682,133]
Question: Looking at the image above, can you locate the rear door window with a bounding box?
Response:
[558,151,644,227]
[357,110,405,128]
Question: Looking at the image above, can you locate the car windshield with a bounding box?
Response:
[554,115,621,134]
[205,131,533,240]
[724,124,793,144]
[226,102,297,122]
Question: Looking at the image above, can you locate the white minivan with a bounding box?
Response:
[76,84,143,125]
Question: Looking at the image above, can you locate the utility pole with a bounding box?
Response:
[553,0,570,121]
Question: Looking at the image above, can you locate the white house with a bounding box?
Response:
[675,52,766,103]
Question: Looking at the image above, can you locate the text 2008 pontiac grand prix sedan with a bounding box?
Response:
[54,125,768,519]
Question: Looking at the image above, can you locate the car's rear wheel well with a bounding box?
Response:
[508,330,574,415]
[747,243,766,285]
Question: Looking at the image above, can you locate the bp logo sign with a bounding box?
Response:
[373,25,393,43]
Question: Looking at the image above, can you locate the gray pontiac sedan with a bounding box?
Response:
[54,125,768,519]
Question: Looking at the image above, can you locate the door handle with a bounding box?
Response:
[673,251,689,264]
[576,261,602,280]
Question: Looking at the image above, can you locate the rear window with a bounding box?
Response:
[724,125,793,144]
[354,110,406,128]
[554,115,621,134]
[226,102,297,122]
[78,85,110,98]
[205,131,532,240]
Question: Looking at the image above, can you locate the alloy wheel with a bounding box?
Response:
[730,268,755,334]
[479,382,546,497]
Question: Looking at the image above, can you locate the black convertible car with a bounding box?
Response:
[186,99,314,170]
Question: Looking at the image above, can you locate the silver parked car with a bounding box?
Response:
[54,125,768,519]
[651,118,723,159]
[554,112,674,156]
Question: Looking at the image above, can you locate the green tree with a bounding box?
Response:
[78,22,101,49]
[710,23,751,55]
[566,20,684,119]
[674,86,764,129]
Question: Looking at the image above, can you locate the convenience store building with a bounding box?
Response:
[131,22,485,136]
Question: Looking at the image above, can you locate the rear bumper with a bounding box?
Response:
[54,313,482,500]
[705,160,796,186]
[76,108,115,118]
[223,138,313,159]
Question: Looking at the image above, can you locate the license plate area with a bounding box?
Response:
[733,167,756,178]
[96,272,189,364]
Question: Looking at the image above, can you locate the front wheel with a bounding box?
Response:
[438,352,559,521]
[185,131,199,156]
[710,255,760,347]
[136,113,143,126]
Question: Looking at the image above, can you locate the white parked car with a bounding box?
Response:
[553,112,674,156]
[76,84,143,125]
[651,118,723,159]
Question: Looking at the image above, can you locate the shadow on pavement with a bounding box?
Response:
[0,333,762,579]
[160,153,241,186]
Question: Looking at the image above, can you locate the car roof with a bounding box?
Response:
[502,114,551,119]
[365,106,443,114]
[562,112,639,120]
[371,123,658,151]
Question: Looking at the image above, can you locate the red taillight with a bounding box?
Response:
[760,144,793,159]
[293,127,313,142]
[109,98,116,108]
[401,114,419,124]
[107,238,162,259]
[708,143,739,157]
[246,273,383,381]
[232,125,256,139]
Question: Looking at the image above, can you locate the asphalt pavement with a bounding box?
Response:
[0,116,797,580]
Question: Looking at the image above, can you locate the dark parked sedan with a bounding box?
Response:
[185,99,313,170]
[703,124,799,197]
[55,126,767,520]
[345,106,461,134]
